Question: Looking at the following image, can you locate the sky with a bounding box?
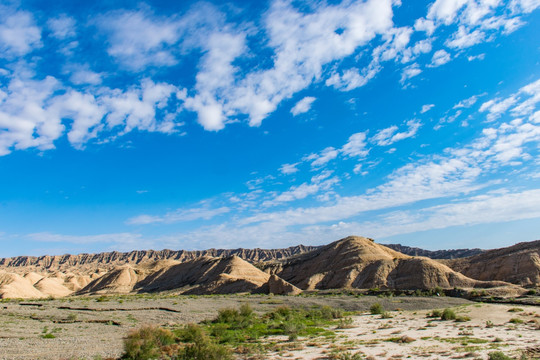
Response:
[0,0,539,257]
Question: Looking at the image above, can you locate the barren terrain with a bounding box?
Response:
[1,294,538,359]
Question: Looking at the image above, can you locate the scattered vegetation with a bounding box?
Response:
[508,318,523,324]
[427,309,442,318]
[488,351,513,360]
[123,325,189,360]
[440,308,456,321]
[121,304,348,359]
[508,307,524,312]
[370,303,384,315]
[455,315,471,322]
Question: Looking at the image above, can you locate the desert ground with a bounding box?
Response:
[0,294,538,360]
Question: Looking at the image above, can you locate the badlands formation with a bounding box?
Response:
[0,236,538,299]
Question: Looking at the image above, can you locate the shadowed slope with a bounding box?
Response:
[442,240,540,286]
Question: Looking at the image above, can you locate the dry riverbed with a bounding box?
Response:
[0,294,537,359]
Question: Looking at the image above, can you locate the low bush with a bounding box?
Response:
[427,309,442,318]
[123,325,176,360]
[370,303,384,315]
[440,308,456,321]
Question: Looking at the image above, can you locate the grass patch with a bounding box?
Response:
[508,318,523,324]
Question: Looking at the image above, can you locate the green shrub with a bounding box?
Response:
[488,351,512,360]
[509,318,523,324]
[123,325,176,360]
[441,308,456,321]
[41,333,56,339]
[370,303,384,315]
[455,315,471,322]
[427,309,442,318]
[176,324,232,360]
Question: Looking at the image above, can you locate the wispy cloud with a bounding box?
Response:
[127,203,230,225]
[291,96,316,116]
[371,119,422,146]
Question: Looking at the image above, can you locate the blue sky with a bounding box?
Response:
[0,0,539,257]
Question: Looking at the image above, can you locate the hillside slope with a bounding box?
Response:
[442,240,540,286]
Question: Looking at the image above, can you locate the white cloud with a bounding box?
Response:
[326,63,381,91]
[341,132,369,158]
[98,9,182,70]
[480,96,518,121]
[303,189,540,241]
[446,26,485,48]
[102,79,181,135]
[189,0,394,128]
[427,0,469,25]
[127,203,230,225]
[400,63,422,83]
[279,163,299,175]
[305,147,340,168]
[0,76,63,155]
[290,96,316,116]
[57,91,106,147]
[453,94,482,108]
[69,68,103,85]
[467,53,485,61]
[421,104,435,113]
[262,172,339,207]
[47,15,76,39]
[185,31,246,130]
[0,8,41,57]
[510,0,540,12]
[371,119,422,146]
[430,49,451,67]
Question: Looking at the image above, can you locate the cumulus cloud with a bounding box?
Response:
[0,8,41,57]
[290,96,316,116]
[0,76,63,155]
[97,9,182,70]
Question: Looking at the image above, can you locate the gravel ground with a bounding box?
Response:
[0,294,472,360]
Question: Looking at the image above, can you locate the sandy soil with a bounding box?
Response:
[0,294,537,360]
[268,303,540,359]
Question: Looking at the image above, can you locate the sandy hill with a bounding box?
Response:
[266,236,510,291]
[77,255,301,296]
[1,235,536,299]
[0,271,45,299]
[442,240,540,286]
